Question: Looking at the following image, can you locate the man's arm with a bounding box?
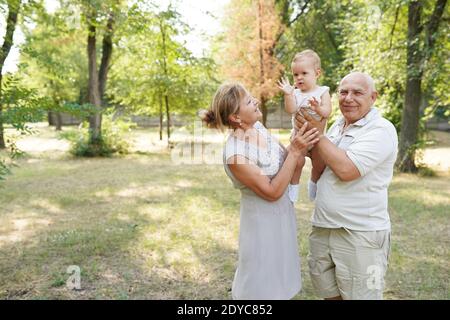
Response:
[295,111,360,182]
[314,135,361,182]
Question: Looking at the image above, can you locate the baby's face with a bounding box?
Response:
[291,59,320,92]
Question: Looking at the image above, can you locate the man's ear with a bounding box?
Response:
[371,91,378,103]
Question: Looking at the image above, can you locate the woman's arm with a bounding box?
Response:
[310,148,326,183]
[228,152,299,202]
[228,124,318,202]
[283,136,307,185]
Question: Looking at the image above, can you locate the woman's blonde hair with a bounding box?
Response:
[292,49,321,69]
[199,82,248,131]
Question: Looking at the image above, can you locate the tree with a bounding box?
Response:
[335,0,447,172]
[276,0,345,92]
[397,0,447,172]
[109,4,217,144]
[0,0,21,149]
[218,0,284,125]
[0,0,50,181]
[336,0,408,131]
[0,73,49,180]
[81,0,119,148]
[19,3,88,131]
[217,0,321,125]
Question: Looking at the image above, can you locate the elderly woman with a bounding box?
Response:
[201,83,319,299]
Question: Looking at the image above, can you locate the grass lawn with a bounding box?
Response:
[0,123,449,299]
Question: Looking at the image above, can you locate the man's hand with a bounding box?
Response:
[277,77,295,96]
[294,109,327,135]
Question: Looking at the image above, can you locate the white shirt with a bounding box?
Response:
[312,107,398,231]
[292,86,329,121]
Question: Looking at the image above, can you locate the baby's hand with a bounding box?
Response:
[277,77,295,96]
[308,97,328,118]
[308,97,319,109]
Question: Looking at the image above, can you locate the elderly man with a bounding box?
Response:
[296,72,398,300]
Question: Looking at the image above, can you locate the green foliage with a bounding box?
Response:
[273,0,447,146]
[60,115,134,157]
[0,75,49,181]
[337,0,448,134]
[417,165,437,177]
[0,159,11,181]
[19,3,88,108]
[342,1,410,133]
[0,146,22,181]
[58,102,97,119]
[276,0,347,91]
[109,5,218,118]
[1,76,49,128]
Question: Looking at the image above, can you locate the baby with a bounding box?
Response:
[278,49,331,202]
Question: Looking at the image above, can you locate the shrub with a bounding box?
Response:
[60,115,134,157]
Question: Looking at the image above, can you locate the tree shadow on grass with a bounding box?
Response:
[2,155,447,300]
[0,157,245,299]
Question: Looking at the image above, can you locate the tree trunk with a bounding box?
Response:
[397,1,422,172]
[47,111,54,126]
[261,98,268,127]
[0,0,21,149]
[165,95,170,141]
[0,74,5,149]
[0,102,5,149]
[159,18,171,144]
[159,95,163,141]
[258,0,267,126]
[98,13,114,101]
[55,112,63,131]
[87,23,102,144]
[397,0,447,172]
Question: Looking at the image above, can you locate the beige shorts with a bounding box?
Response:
[308,226,391,300]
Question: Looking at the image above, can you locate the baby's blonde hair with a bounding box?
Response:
[292,49,321,70]
[200,83,248,131]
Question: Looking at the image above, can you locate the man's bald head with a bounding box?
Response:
[340,72,376,93]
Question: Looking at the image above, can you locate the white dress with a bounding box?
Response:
[223,122,301,300]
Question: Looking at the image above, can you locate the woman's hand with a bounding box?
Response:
[290,122,320,155]
[277,77,295,96]
[296,153,306,169]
